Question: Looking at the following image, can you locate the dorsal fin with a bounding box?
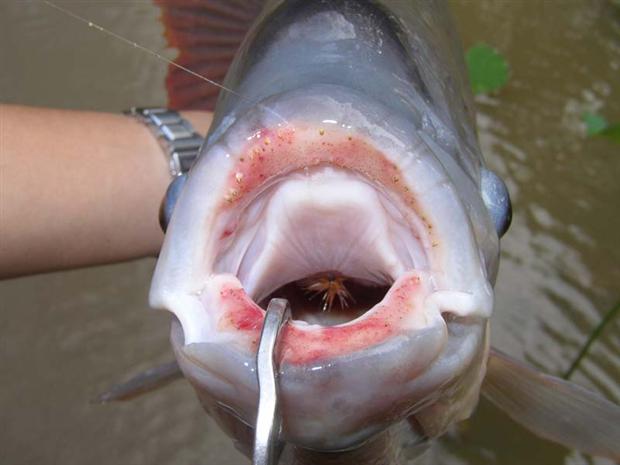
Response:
[155,0,265,110]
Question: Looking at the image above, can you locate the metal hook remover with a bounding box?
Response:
[253,298,291,465]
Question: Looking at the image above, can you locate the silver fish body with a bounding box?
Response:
[151,0,508,458]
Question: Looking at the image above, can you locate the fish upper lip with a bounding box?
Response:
[200,271,446,365]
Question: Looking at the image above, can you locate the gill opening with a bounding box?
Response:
[41,0,290,126]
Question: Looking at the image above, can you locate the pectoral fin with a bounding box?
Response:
[483,348,620,460]
[94,360,183,403]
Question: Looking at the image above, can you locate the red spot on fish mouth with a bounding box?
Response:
[219,124,422,216]
[220,229,234,239]
[216,273,427,365]
[218,287,264,331]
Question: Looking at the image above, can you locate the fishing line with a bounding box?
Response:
[42,0,241,98]
[40,0,290,126]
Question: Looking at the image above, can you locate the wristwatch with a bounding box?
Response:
[125,107,204,177]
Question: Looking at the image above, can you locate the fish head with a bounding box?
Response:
[150,83,501,452]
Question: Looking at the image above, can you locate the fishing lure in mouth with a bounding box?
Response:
[299,272,354,312]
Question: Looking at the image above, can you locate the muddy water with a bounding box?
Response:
[1,1,618,464]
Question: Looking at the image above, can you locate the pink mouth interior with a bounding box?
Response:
[207,124,435,365]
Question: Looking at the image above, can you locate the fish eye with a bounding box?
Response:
[480,168,512,237]
[159,174,188,232]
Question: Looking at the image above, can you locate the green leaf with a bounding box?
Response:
[598,124,620,143]
[582,112,608,136]
[466,43,509,95]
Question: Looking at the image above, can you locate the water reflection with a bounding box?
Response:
[447,1,620,463]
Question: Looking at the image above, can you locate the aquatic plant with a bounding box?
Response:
[466,43,509,95]
[582,112,620,143]
[564,300,620,380]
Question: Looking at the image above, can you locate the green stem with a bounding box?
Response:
[563,300,620,380]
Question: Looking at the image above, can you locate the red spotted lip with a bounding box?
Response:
[217,124,432,233]
[213,271,436,365]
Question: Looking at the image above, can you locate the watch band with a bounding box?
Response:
[125,107,204,177]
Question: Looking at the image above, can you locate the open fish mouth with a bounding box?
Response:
[150,86,495,450]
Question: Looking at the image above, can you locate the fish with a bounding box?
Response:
[118,0,619,462]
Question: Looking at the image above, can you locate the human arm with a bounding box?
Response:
[0,104,212,279]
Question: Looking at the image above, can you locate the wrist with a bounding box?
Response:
[179,111,213,138]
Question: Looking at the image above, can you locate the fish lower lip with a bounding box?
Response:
[172,302,451,449]
[204,270,442,365]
